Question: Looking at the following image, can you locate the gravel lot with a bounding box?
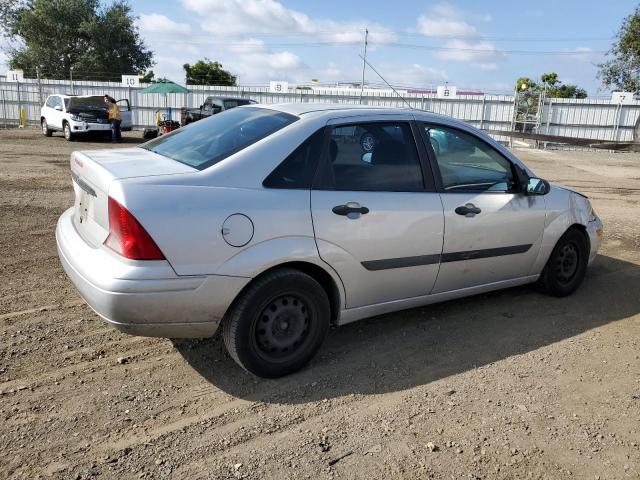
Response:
[1,128,639,480]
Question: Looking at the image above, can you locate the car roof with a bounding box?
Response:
[208,96,254,101]
[259,102,473,129]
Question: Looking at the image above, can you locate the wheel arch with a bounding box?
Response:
[230,261,342,325]
[566,223,590,253]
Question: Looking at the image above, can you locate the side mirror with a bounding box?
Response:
[54,105,62,111]
[525,177,550,195]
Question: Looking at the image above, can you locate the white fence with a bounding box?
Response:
[540,98,640,142]
[1,78,639,145]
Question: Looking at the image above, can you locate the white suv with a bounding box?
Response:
[40,95,132,141]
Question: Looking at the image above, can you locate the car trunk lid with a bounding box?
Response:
[69,147,195,247]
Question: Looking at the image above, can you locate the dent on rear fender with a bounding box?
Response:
[215,236,346,308]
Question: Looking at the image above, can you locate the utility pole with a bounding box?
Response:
[359,27,368,104]
[70,66,74,95]
[36,66,43,106]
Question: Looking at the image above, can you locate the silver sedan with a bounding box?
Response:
[56,104,603,377]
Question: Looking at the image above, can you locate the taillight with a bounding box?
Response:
[104,197,165,260]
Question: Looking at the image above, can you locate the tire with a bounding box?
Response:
[535,228,589,297]
[41,118,52,137]
[63,122,74,141]
[223,268,330,378]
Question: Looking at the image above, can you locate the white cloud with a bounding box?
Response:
[180,0,396,44]
[412,5,502,64]
[436,39,501,62]
[374,62,447,87]
[305,60,446,88]
[416,15,476,37]
[562,46,597,61]
[138,13,191,35]
[476,62,498,71]
[415,3,481,37]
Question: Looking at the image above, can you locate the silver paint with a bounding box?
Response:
[56,104,603,338]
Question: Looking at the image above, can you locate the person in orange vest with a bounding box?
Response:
[104,95,122,143]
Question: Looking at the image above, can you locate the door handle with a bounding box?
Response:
[455,203,482,216]
[332,203,370,216]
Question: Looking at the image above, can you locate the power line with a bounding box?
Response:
[143,30,614,42]
[140,38,606,55]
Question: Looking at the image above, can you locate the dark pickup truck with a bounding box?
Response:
[180,96,257,125]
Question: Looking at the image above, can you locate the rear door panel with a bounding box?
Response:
[311,115,444,308]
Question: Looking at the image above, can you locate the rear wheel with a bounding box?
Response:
[63,122,74,141]
[223,268,330,378]
[41,118,52,137]
[536,228,588,297]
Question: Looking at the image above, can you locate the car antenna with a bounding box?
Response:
[358,54,413,110]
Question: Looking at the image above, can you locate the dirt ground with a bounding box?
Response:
[1,128,639,480]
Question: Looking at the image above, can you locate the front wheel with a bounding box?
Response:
[41,118,52,137]
[535,229,588,297]
[63,122,74,141]
[223,269,330,378]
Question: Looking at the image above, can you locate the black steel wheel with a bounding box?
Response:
[360,132,377,152]
[535,228,588,297]
[223,268,330,378]
[556,242,579,285]
[253,294,312,362]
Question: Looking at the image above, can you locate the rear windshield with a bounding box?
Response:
[142,107,297,170]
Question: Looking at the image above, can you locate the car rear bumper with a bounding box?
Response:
[56,208,250,338]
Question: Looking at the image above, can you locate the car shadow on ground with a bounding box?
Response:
[174,254,640,404]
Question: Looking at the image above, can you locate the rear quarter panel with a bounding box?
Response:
[109,182,319,278]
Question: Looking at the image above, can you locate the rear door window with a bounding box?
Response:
[320,122,424,191]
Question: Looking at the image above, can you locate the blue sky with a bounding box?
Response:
[2,1,638,95]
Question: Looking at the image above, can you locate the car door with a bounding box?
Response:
[419,123,547,293]
[311,116,444,308]
[50,96,64,129]
[116,99,132,128]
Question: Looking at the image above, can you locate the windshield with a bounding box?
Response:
[68,96,107,112]
[142,107,297,170]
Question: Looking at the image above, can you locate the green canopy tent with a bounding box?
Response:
[139,79,189,123]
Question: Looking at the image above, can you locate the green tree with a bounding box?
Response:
[540,72,559,87]
[598,5,640,93]
[515,73,587,99]
[542,72,587,99]
[2,0,153,81]
[140,70,155,82]
[183,59,236,86]
[515,77,537,92]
